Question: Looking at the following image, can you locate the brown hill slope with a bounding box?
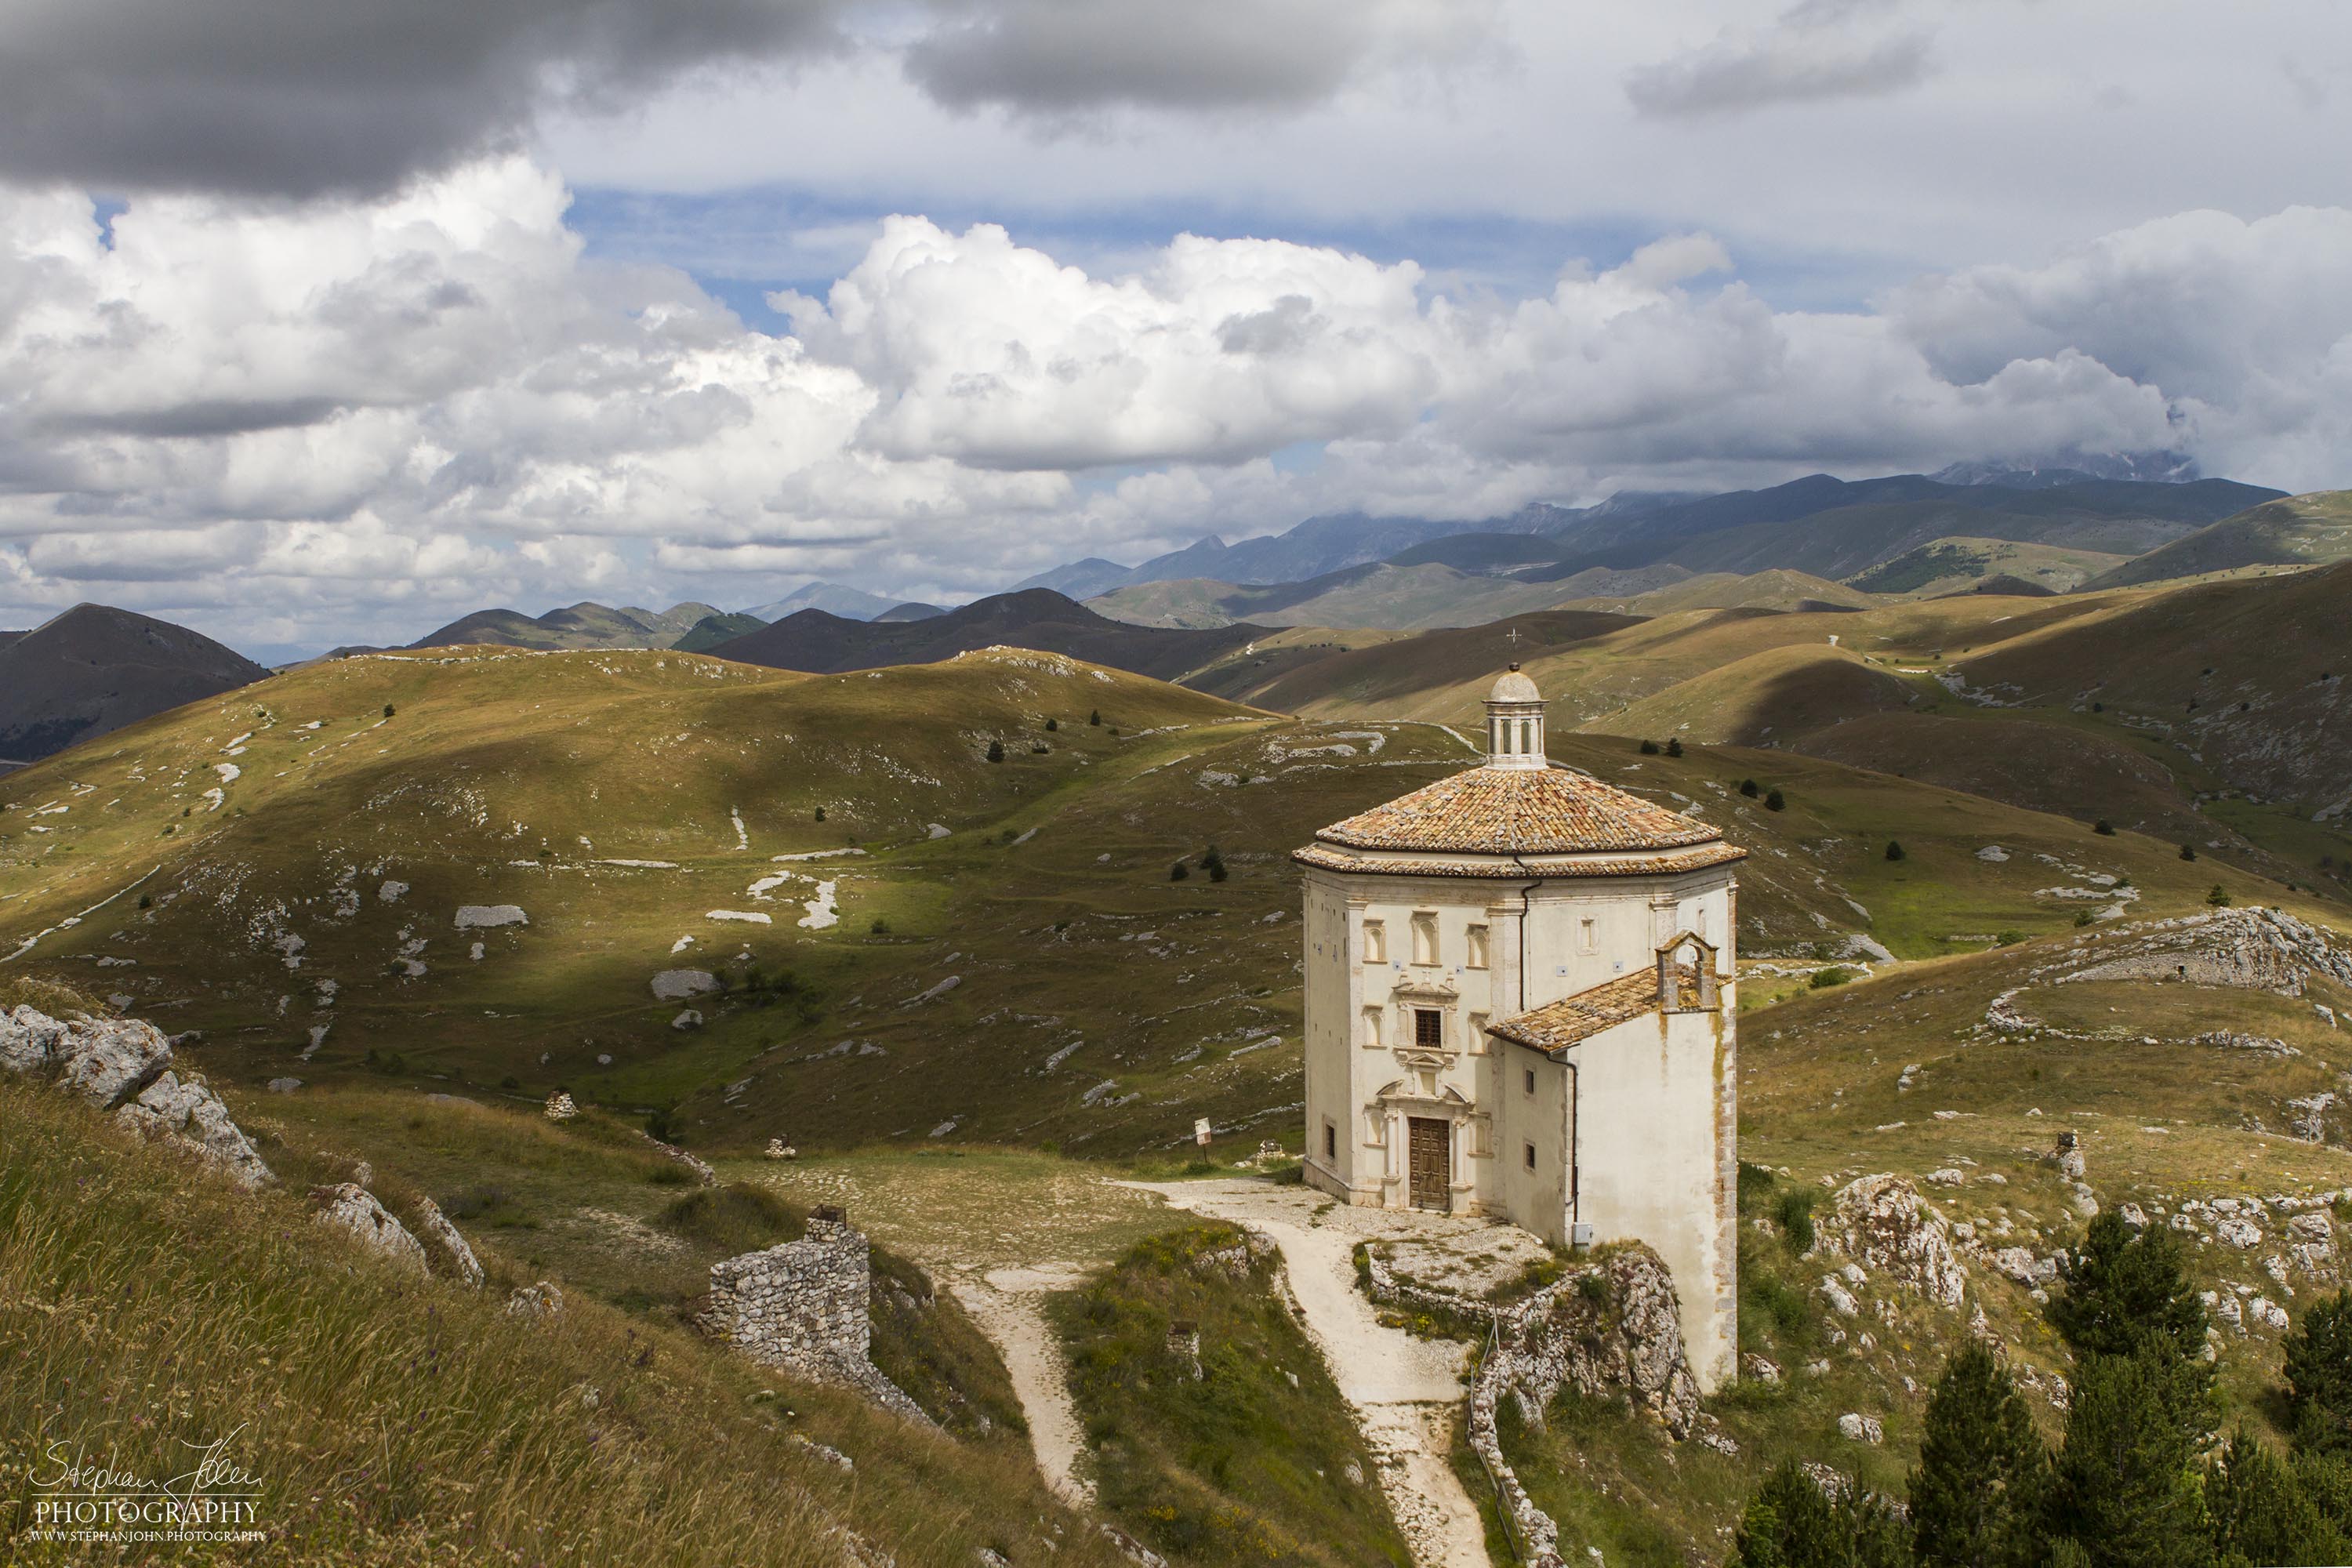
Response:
[412,601,725,652]
[2087,490,2352,588]
[0,602,267,762]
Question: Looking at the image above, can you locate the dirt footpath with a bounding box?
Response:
[949,1265,1096,1507]
[1130,1178,1497,1568]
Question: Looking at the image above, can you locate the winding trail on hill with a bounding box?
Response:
[1129,1179,1490,1568]
[950,1265,1096,1508]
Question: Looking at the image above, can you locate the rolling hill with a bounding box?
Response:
[706,589,1268,682]
[1846,536,2132,597]
[742,582,899,621]
[2086,489,2352,587]
[0,602,268,763]
[411,601,725,652]
[671,611,770,652]
[1087,562,1584,632]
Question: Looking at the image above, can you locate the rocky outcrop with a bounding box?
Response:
[414,1196,485,1287]
[1364,1241,1702,1568]
[1810,1175,1969,1308]
[2053,908,2352,996]
[114,1070,274,1189]
[637,1130,717,1186]
[4,1004,274,1189]
[310,1183,430,1276]
[695,1211,933,1426]
[507,1281,565,1320]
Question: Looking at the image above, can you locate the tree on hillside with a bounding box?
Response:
[1886,840,1907,862]
[2180,844,2197,861]
[2285,1291,2352,1458]
[986,739,1005,763]
[2206,1428,2346,1566]
[814,806,826,822]
[1045,717,1059,731]
[1911,1343,2048,1568]
[1640,739,1661,755]
[1090,709,1102,725]
[1766,789,1787,812]
[2051,1210,2209,1366]
[2046,1348,2216,1568]
[1741,779,1761,798]
[1200,845,1227,883]
[2206,884,2230,907]
[1169,861,1189,882]
[1729,1461,1911,1568]
[2095,820,2115,836]
[1667,737,1685,757]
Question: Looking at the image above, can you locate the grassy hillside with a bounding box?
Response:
[1087,564,1580,633]
[2089,490,2352,588]
[1846,536,2130,597]
[1552,569,1874,616]
[0,1058,1116,1567]
[1051,1221,1411,1567]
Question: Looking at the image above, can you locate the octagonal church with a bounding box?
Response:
[1294,666,1744,1387]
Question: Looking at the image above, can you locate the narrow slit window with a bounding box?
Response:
[1324,1122,1337,1159]
[1524,1142,1537,1170]
[1523,1067,1536,1094]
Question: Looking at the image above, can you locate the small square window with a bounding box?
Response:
[1524,1142,1537,1170]
[1415,1009,1443,1048]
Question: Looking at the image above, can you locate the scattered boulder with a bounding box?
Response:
[454,905,529,930]
[650,968,720,1001]
[413,1196,485,1287]
[114,1071,273,1189]
[1811,1174,1968,1308]
[765,1138,798,1160]
[0,1005,66,1073]
[671,1009,703,1031]
[544,1092,577,1121]
[1742,1352,1784,1384]
[310,1184,428,1276]
[1837,1412,1885,1444]
[507,1281,564,1320]
[2215,1214,2263,1249]
[267,1076,302,1094]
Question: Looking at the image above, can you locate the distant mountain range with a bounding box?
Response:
[704,589,1264,683]
[0,604,267,764]
[741,582,903,621]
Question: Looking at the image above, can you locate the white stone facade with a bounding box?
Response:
[1296,670,1742,1388]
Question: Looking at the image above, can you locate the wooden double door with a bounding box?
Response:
[1407,1116,1451,1212]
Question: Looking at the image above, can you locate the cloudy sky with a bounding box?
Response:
[3,0,2348,655]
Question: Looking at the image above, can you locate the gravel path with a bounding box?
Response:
[1130,1178,1494,1568]
[950,1265,1096,1507]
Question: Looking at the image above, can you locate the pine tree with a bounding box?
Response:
[2095,820,2115,836]
[1741,779,1761,798]
[2285,1290,2352,1458]
[1045,717,1059,731]
[1089,709,1102,725]
[2207,1428,2345,1566]
[1766,788,1787,811]
[2051,1210,2209,1365]
[1639,739,1661,755]
[1886,840,1907,862]
[814,806,826,822]
[2046,1348,2216,1568]
[1730,1461,1911,1568]
[1666,737,1685,757]
[1911,1343,2049,1568]
[2206,884,2230,907]
[986,739,1005,763]
[2180,844,2197,862]
[1169,861,1189,882]
[1201,844,1228,883]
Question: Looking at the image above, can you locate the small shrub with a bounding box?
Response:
[1577,1272,1610,1305]
[1045,717,1059,731]
[1169,862,1189,882]
[1773,1188,1818,1254]
[658,1184,804,1254]
[1739,778,1760,798]
[1665,738,1684,758]
[1089,710,1102,725]
[1639,739,1661,756]
[136,894,152,909]
[1737,1161,1778,1214]
[1764,788,1786,811]
[383,703,395,718]
[1201,844,1227,883]
[2207,883,2231,907]
[1810,967,1851,989]
[1996,929,2025,946]
[2092,700,2105,712]
[1885,840,1905,862]
[985,739,1004,763]
[499,1075,519,1089]
[870,916,891,935]
[2074,909,2094,927]
[814,806,826,822]
[2094,818,2114,835]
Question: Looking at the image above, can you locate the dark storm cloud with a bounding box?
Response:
[0,0,848,198]
[902,0,1475,116]
[1624,15,1936,119]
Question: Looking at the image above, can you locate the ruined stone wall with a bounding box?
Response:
[696,1214,933,1426]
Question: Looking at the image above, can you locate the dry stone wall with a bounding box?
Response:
[695,1213,933,1426]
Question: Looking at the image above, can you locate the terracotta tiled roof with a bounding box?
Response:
[1290,840,1747,880]
[1486,967,1699,1054]
[1312,764,1726,856]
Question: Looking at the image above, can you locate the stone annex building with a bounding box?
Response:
[1295,666,1744,1386]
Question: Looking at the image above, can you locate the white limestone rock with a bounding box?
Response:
[454,905,528,929]
[1820,1276,1860,1316]
[650,969,720,1001]
[114,1070,273,1189]
[1838,1412,1885,1444]
[310,1184,428,1276]
[2215,1214,2263,1249]
[0,1005,66,1074]
[544,1092,577,1120]
[507,1281,564,1320]
[414,1196,485,1287]
[1813,1174,1969,1308]
[53,1015,173,1108]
